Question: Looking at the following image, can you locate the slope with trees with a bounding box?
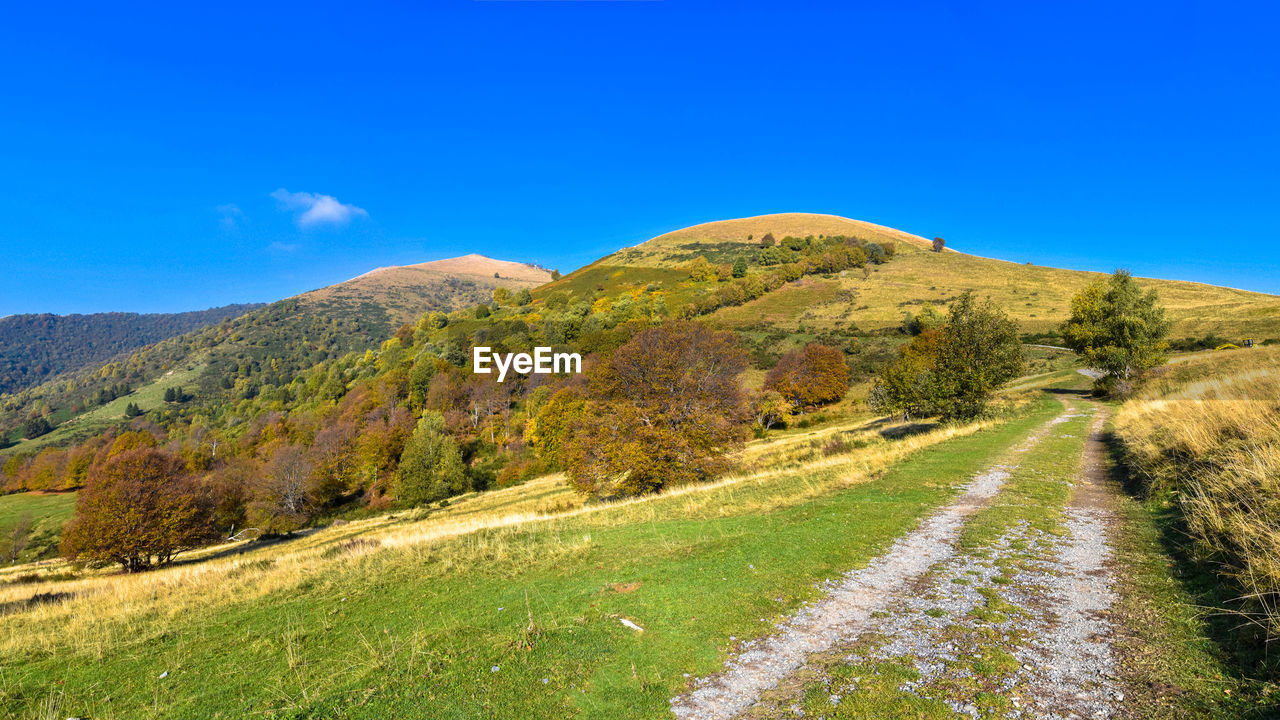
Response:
[0,304,262,395]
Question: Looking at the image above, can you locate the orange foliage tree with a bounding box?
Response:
[763,343,850,410]
[564,322,748,498]
[60,448,217,572]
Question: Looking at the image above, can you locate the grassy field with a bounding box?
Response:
[0,491,76,565]
[1,392,1060,719]
[0,369,1270,717]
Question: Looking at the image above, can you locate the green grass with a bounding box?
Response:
[0,396,1065,719]
[0,492,76,564]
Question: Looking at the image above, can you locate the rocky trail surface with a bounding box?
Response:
[672,399,1123,720]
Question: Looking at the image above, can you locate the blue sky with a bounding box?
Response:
[2,1,1277,314]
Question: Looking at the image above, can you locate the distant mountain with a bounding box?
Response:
[0,256,551,449]
[0,305,263,395]
[300,254,551,334]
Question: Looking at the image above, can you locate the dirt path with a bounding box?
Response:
[671,402,1124,720]
[669,407,1085,720]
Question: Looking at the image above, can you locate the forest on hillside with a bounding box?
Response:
[0,304,262,395]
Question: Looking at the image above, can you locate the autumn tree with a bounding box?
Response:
[201,457,254,534]
[248,444,313,534]
[751,390,791,435]
[395,412,468,505]
[492,287,513,308]
[760,232,776,248]
[684,256,718,282]
[2,512,34,563]
[60,448,217,572]
[1061,270,1170,394]
[563,322,748,498]
[932,237,945,253]
[526,385,588,469]
[763,343,850,410]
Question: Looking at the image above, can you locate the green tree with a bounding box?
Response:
[515,287,533,306]
[395,412,468,505]
[1061,270,1170,392]
[21,417,51,439]
[732,257,748,278]
[474,304,491,319]
[551,269,562,281]
[871,293,1023,421]
[929,292,1025,419]
[407,358,438,410]
[902,304,944,335]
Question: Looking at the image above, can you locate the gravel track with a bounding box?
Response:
[669,409,1079,720]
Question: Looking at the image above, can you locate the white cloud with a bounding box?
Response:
[270,188,369,228]
[217,203,245,231]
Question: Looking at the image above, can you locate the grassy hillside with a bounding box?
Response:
[1113,346,1280,655]
[561,212,1280,340]
[0,491,76,563]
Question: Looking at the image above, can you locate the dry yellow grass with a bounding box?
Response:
[1114,346,1280,641]
[360,253,552,285]
[0,407,1005,660]
[591,212,1280,338]
[625,212,935,256]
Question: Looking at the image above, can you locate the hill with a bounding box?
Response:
[0,256,550,450]
[550,212,1280,342]
[300,254,550,331]
[0,304,263,395]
